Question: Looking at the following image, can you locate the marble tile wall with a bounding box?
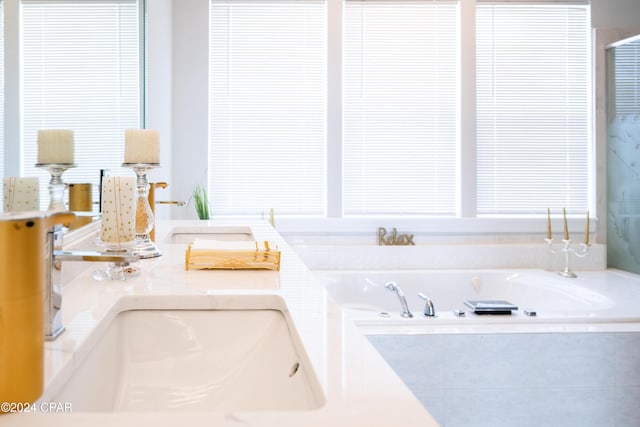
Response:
[607,35,640,274]
[368,332,640,427]
[607,114,640,274]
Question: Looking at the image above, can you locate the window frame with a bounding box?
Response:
[199,0,597,238]
[474,2,593,215]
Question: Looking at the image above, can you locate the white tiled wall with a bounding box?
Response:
[291,243,606,271]
[368,332,640,427]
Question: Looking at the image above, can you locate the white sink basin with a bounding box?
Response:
[50,300,323,411]
[165,225,254,244]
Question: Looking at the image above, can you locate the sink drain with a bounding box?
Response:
[289,362,300,378]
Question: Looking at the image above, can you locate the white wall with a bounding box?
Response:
[146,0,209,220]
[591,0,640,30]
[146,0,174,217]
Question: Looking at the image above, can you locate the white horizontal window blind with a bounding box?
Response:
[209,0,326,216]
[343,0,458,216]
[476,3,590,214]
[22,0,141,210]
[611,38,640,115]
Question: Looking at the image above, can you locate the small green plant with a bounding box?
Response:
[192,184,210,220]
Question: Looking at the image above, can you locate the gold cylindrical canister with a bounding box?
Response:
[68,183,92,230]
[0,211,75,412]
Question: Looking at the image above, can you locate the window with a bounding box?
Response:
[343,0,458,216]
[21,0,142,209]
[206,0,592,219]
[476,3,591,214]
[610,36,640,115]
[208,0,326,216]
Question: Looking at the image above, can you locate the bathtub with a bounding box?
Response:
[321,268,640,329]
[322,268,640,427]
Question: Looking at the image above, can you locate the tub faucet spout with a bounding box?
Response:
[418,292,436,317]
[385,282,413,318]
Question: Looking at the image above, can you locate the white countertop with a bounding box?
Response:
[2,219,439,426]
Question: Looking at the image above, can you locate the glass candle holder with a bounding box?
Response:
[545,238,590,278]
[36,163,76,211]
[123,162,162,258]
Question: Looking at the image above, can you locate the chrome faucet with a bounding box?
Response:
[418,293,436,317]
[385,282,413,318]
[46,226,138,340]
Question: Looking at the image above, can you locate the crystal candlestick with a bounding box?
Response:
[36,163,76,211]
[123,162,162,258]
[546,238,590,278]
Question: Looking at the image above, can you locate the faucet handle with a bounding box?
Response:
[418,292,436,317]
[385,282,413,318]
[385,281,402,294]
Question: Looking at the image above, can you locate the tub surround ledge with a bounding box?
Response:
[293,242,606,271]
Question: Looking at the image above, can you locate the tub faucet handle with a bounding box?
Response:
[418,292,436,317]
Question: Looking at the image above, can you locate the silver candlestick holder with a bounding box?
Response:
[545,238,590,278]
[123,162,162,258]
[36,163,76,211]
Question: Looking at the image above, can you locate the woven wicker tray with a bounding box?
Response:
[185,241,280,271]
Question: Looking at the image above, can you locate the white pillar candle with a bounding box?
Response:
[124,129,160,164]
[100,176,136,243]
[37,129,74,164]
[3,177,39,212]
